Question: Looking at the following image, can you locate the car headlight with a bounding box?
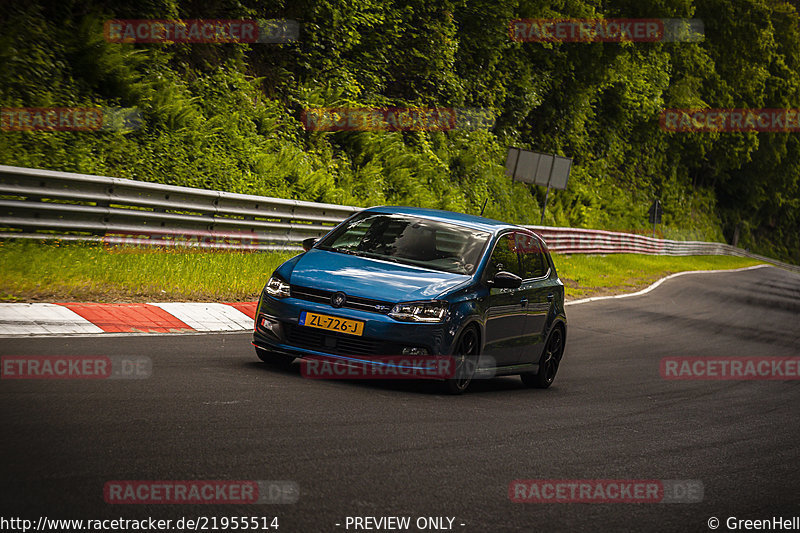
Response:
[388,301,448,323]
[265,275,291,298]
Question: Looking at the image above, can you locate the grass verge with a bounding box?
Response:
[554,253,764,300]
[0,241,296,302]
[0,240,765,303]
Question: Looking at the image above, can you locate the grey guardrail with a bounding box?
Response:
[0,165,797,272]
[525,225,800,273]
[0,165,359,251]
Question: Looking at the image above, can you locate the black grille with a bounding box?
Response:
[286,324,399,357]
[291,286,393,314]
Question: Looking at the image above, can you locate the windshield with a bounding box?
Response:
[316,212,491,275]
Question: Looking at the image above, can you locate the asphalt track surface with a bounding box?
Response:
[1,265,799,532]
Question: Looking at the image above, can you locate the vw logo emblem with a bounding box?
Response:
[331,292,346,308]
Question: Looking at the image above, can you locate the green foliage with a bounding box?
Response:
[1,0,798,262]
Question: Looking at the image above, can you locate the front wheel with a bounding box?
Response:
[521,326,564,389]
[442,327,480,395]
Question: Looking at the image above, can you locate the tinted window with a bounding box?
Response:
[520,247,547,279]
[485,234,521,278]
[316,212,491,275]
[511,232,548,279]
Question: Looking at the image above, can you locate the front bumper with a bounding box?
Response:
[252,293,456,365]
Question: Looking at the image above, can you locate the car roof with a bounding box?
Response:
[362,205,529,235]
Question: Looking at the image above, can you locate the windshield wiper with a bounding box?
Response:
[324,246,359,256]
[358,251,401,263]
[328,247,404,264]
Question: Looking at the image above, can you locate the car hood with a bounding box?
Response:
[287,249,471,302]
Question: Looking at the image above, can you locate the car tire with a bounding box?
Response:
[521,325,564,389]
[443,326,480,395]
[255,347,294,369]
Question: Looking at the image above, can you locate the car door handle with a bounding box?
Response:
[520,298,528,307]
[547,293,554,301]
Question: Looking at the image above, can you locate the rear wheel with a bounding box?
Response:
[443,327,480,395]
[255,347,294,369]
[521,326,564,389]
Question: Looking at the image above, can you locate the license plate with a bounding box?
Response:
[299,311,364,336]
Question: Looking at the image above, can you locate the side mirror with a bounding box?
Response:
[490,271,522,289]
[302,237,317,252]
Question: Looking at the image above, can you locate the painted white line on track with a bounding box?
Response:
[566,264,771,306]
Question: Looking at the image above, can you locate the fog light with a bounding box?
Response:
[402,347,429,356]
[257,315,281,338]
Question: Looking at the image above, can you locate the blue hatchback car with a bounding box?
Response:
[253,206,566,393]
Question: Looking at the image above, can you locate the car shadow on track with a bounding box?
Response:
[244,360,546,396]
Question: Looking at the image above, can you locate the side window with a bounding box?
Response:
[485,234,521,279]
[518,235,548,279]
